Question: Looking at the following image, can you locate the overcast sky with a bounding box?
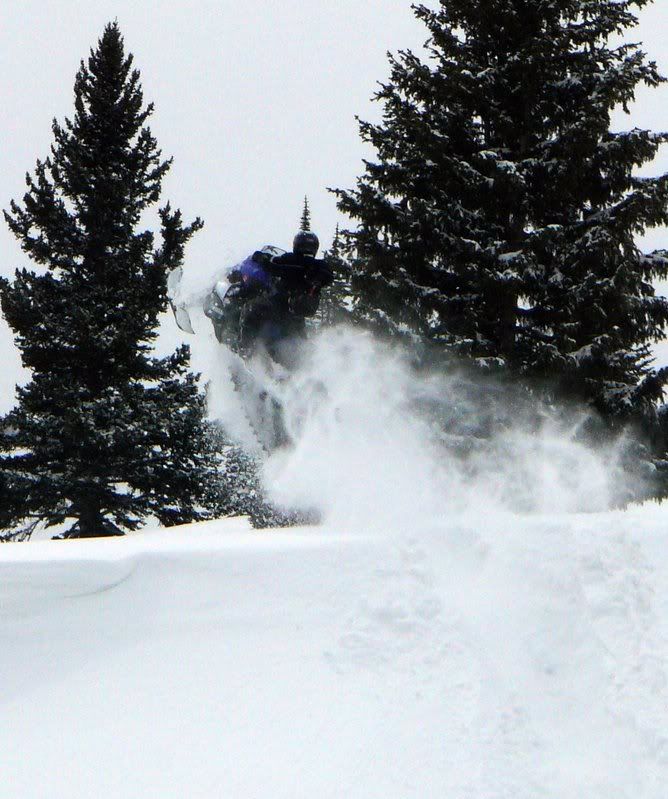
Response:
[1,0,433,280]
[1,0,667,385]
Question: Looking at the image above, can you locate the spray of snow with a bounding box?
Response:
[202,324,623,528]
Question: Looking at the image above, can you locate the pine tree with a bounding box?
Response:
[0,23,220,539]
[336,1,668,417]
[300,196,312,232]
[317,225,353,327]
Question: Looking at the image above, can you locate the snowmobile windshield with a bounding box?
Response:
[259,245,286,259]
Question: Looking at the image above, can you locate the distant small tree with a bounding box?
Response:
[300,196,312,232]
[0,23,221,539]
[318,225,353,327]
[204,425,313,528]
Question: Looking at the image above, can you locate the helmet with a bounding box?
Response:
[293,231,319,256]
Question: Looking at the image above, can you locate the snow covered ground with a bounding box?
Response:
[1,507,667,798]
[2,326,668,798]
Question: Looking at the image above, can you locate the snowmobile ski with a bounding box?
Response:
[167,267,195,335]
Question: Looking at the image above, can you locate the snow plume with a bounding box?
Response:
[206,326,630,528]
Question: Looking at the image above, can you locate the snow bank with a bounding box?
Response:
[1,507,667,798]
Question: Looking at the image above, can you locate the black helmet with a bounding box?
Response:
[293,231,319,256]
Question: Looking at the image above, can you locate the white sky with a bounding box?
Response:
[1,0,431,278]
[1,0,667,374]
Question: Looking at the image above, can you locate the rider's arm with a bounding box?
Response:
[313,260,334,287]
[264,253,308,279]
[266,254,334,288]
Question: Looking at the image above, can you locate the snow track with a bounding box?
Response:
[576,512,668,795]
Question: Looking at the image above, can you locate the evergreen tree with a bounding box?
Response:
[317,225,353,327]
[336,0,668,418]
[205,425,315,528]
[0,23,220,539]
[300,196,312,232]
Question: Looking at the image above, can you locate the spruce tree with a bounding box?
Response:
[300,196,312,232]
[0,23,219,539]
[336,0,668,418]
[317,225,353,327]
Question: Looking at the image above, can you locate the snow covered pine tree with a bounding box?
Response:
[0,23,220,539]
[336,0,668,423]
[300,196,312,233]
[317,225,353,328]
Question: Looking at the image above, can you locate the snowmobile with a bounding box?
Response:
[167,245,331,452]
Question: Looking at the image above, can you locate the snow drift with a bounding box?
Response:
[1,508,667,798]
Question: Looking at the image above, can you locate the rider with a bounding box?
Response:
[206,231,333,365]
